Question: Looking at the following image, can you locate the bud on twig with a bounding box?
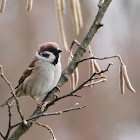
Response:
[74,103,79,107]
[23,120,28,125]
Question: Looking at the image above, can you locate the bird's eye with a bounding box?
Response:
[42,53,50,58]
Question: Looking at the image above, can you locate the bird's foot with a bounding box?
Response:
[33,97,45,108]
[56,84,61,92]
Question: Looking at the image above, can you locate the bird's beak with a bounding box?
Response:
[55,48,62,54]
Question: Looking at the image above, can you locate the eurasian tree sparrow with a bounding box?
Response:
[1,42,62,107]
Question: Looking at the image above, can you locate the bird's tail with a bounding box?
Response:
[0,96,15,107]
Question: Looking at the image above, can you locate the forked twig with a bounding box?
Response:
[0,103,13,139]
[77,55,122,63]
[54,63,112,101]
[0,65,24,121]
[4,103,12,139]
[11,105,86,128]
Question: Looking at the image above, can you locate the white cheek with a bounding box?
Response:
[35,51,55,64]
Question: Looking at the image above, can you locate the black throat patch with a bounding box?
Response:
[52,54,59,65]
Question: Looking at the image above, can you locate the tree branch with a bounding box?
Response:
[77,55,122,63]
[11,105,86,129]
[5,104,12,139]
[0,131,5,139]
[8,0,112,139]
[0,65,24,121]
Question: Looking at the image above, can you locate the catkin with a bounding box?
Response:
[26,0,33,11]
[120,65,125,94]
[0,0,6,13]
[56,0,68,51]
[121,63,136,93]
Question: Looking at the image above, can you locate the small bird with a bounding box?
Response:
[1,42,62,107]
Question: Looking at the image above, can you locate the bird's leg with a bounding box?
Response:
[54,84,61,98]
[32,97,44,107]
[55,84,61,92]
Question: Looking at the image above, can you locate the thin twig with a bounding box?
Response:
[71,94,81,97]
[91,76,107,81]
[41,63,112,110]
[54,63,112,101]
[70,39,81,50]
[0,131,5,139]
[0,103,13,140]
[84,79,107,87]
[34,122,56,140]
[4,103,12,139]
[0,65,24,121]
[0,66,15,94]
[77,55,122,63]
[11,105,86,128]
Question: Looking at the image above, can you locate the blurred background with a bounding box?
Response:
[0,0,139,140]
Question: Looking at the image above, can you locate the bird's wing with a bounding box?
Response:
[15,58,37,89]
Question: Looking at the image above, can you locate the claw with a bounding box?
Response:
[32,97,44,107]
[56,84,61,92]
[37,102,45,107]
[54,93,59,98]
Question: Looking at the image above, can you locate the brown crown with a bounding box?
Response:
[38,42,59,55]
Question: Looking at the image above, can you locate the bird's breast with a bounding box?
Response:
[23,63,55,99]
